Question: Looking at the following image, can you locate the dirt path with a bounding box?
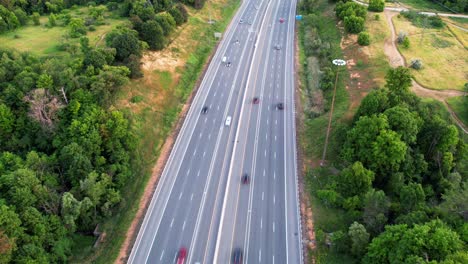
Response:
[383,11,467,133]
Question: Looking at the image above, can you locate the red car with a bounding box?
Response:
[253,97,259,104]
[177,247,187,264]
[279,17,285,23]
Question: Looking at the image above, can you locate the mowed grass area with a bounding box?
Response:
[363,12,392,87]
[0,6,125,56]
[72,0,240,263]
[447,96,468,127]
[393,15,467,91]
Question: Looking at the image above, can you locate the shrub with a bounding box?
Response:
[106,2,119,11]
[47,13,57,27]
[375,14,380,20]
[88,25,96,31]
[358,32,370,45]
[410,59,423,70]
[32,12,40,26]
[13,8,29,26]
[368,0,385,12]
[397,31,407,44]
[401,36,410,48]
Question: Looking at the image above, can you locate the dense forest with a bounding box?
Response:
[298,0,467,262]
[0,0,194,262]
[316,67,467,263]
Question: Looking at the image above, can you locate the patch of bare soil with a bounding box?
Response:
[383,10,467,133]
[341,30,377,120]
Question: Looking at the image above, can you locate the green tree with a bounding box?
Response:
[13,8,29,26]
[106,28,142,61]
[169,6,184,26]
[155,13,176,36]
[364,220,463,263]
[140,20,165,50]
[58,143,93,185]
[363,189,389,235]
[32,12,41,25]
[368,0,385,12]
[0,103,14,142]
[48,13,57,27]
[385,66,413,105]
[383,106,422,144]
[68,18,86,38]
[36,73,54,89]
[130,0,156,21]
[61,192,81,232]
[354,88,389,119]
[348,221,370,258]
[358,31,370,45]
[371,129,407,174]
[439,180,468,221]
[399,183,425,213]
[337,161,374,198]
[344,15,365,33]
[0,203,22,263]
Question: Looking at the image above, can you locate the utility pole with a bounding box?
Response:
[320,59,346,167]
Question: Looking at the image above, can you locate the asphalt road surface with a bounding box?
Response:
[128,0,302,263]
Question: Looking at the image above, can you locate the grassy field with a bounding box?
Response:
[447,96,468,127]
[393,15,467,91]
[397,0,452,12]
[68,0,241,263]
[0,6,125,56]
[444,20,468,47]
[363,12,392,87]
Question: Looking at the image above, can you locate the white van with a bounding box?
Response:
[222,56,227,63]
[225,116,232,126]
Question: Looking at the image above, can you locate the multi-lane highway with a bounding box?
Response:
[128,0,301,263]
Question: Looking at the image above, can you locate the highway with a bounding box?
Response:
[128,0,302,263]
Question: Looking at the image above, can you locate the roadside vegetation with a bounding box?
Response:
[0,0,223,263]
[393,12,467,90]
[90,0,240,262]
[447,96,468,127]
[298,0,468,263]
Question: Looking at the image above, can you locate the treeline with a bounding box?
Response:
[121,0,189,50]
[0,0,190,34]
[0,39,138,261]
[439,0,467,13]
[315,67,467,263]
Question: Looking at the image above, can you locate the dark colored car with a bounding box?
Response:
[253,97,259,104]
[176,247,187,264]
[277,103,284,110]
[227,61,232,67]
[279,17,285,23]
[201,106,208,114]
[232,248,243,264]
[242,173,249,184]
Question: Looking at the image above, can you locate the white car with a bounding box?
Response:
[225,116,232,126]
